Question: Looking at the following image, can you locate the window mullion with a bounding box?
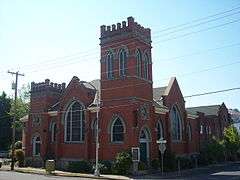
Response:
[70,107,72,142]
[80,109,82,141]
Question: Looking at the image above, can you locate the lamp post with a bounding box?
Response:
[80,81,100,176]
[156,138,167,176]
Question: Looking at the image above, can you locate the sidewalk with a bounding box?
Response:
[0,165,131,180]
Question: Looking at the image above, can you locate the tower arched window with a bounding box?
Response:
[106,51,114,79]
[65,101,85,142]
[170,105,182,141]
[119,49,127,77]
[157,121,164,140]
[33,136,41,156]
[136,49,142,77]
[143,53,149,79]
[111,117,125,142]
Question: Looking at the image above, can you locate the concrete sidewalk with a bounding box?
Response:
[0,165,131,180]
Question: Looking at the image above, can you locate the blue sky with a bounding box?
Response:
[0,0,239,109]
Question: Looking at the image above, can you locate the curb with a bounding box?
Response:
[0,166,130,180]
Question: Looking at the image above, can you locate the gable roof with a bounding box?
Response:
[186,105,221,116]
[153,77,180,101]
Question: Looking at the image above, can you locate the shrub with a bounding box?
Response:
[99,160,112,174]
[112,150,132,175]
[15,149,25,167]
[67,160,92,173]
[199,138,225,165]
[14,141,22,150]
[162,151,177,172]
[151,159,160,170]
[138,161,147,171]
[176,156,193,170]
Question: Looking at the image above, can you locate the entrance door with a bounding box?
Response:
[139,128,150,165]
[140,142,147,163]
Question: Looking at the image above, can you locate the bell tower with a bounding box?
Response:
[100,17,153,105]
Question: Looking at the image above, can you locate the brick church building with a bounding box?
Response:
[22,17,231,168]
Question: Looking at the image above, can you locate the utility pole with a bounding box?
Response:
[7,70,24,171]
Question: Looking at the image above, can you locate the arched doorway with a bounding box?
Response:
[139,128,151,164]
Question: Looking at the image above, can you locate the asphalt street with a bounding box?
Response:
[0,171,100,180]
[0,162,240,180]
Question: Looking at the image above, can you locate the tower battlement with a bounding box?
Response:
[100,17,151,45]
[31,79,66,93]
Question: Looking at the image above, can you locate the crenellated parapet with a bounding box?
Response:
[100,16,151,45]
[31,79,66,94]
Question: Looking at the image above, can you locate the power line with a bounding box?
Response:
[154,18,240,44]
[159,59,240,81]
[153,4,240,34]
[2,16,239,74]
[184,87,240,98]
[159,42,240,62]
[153,10,240,38]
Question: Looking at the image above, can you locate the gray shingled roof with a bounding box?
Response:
[153,86,167,100]
[186,105,221,116]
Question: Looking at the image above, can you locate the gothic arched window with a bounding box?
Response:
[136,49,142,77]
[106,51,114,79]
[143,53,149,79]
[119,49,127,77]
[157,121,164,140]
[170,105,182,141]
[51,122,57,142]
[65,101,85,142]
[186,123,192,141]
[33,136,41,156]
[111,117,125,142]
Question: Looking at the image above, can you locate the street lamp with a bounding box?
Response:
[80,81,100,176]
[156,138,167,176]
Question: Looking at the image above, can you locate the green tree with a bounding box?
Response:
[223,126,240,160]
[0,91,12,150]
[9,85,30,141]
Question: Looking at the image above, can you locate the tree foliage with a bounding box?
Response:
[0,92,12,150]
[9,85,30,133]
[223,125,240,160]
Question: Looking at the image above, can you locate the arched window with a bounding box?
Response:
[65,101,85,142]
[186,123,192,141]
[157,121,164,140]
[106,51,114,79]
[92,118,97,142]
[143,53,149,79]
[170,105,182,141]
[209,126,212,135]
[51,122,57,142]
[111,117,125,142]
[119,49,127,77]
[200,124,203,134]
[33,136,41,156]
[136,49,142,77]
